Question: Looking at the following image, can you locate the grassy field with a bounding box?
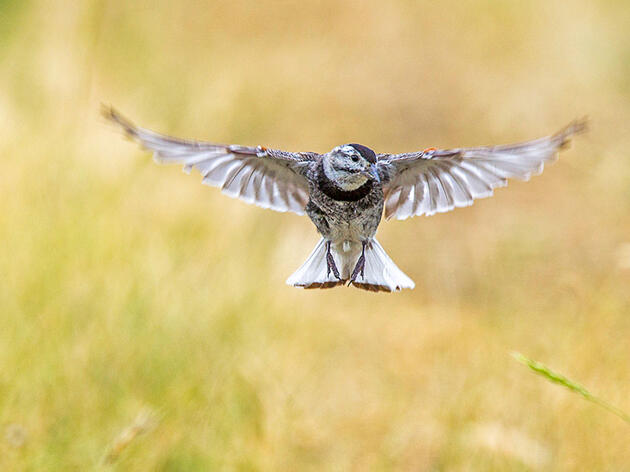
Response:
[2,0,630,470]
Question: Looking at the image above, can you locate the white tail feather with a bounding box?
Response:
[286,238,415,292]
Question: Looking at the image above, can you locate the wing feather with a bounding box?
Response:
[104,107,313,215]
[378,119,586,220]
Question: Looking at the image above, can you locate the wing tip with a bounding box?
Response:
[101,104,138,139]
[556,116,589,148]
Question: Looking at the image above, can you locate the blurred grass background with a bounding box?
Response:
[1,0,630,470]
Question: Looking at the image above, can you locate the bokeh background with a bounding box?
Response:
[2,0,630,470]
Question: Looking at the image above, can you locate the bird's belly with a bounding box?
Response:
[324,202,382,243]
[328,217,365,242]
[306,185,384,243]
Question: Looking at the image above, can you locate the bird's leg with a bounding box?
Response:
[326,240,341,280]
[350,241,367,283]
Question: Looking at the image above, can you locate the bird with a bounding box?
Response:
[104,107,586,293]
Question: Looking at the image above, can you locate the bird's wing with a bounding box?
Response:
[104,107,315,215]
[377,119,587,220]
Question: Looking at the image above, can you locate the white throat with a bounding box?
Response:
[322,157,367,191]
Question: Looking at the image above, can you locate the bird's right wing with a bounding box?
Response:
[104,107,316,215]
[377,119,587,220]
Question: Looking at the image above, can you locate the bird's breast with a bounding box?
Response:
[317,178,373,202]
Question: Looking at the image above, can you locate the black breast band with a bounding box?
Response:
[317,164,372,202]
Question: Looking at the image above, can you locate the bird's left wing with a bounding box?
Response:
[104,107,315,215]
[377,119,587,220]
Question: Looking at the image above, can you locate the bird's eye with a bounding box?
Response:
[351,155,359,163]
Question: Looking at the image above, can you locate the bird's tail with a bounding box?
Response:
[286,238,415,292]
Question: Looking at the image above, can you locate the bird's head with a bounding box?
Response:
[322,144,380,191]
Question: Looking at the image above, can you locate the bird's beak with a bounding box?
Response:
[369,164,380,183]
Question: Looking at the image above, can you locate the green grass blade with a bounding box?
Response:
[511,352,630,425]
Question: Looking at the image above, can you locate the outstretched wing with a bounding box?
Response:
[104,107,315,215]
[377,119,587,220]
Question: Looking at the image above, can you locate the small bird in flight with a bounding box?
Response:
[104,107,586,292]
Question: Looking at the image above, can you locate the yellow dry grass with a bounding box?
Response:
[1,0,630,470]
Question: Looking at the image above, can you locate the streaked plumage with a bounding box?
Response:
[104,107,586,292]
